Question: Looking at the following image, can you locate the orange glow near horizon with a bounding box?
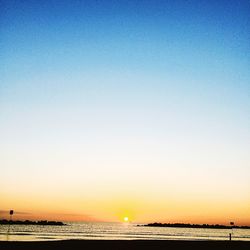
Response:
[1,190,250,226]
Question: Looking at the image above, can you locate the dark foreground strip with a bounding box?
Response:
[0,240,250,250]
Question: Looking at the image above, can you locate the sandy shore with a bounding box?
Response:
[0,240,250,250]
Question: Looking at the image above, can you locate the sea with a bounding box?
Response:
[0,222,250,241]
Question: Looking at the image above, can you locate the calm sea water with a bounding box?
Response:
[0,222,249,241]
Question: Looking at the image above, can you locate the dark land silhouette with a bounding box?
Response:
[142,222,250,229]
[0,219,65,226]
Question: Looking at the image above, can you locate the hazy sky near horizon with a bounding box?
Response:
[1,0,250,224]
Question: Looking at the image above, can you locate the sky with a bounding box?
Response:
[0,0,250,225]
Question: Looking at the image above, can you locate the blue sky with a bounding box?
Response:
[0,0,250,223]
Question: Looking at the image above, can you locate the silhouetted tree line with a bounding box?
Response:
[141,222,250,229]
[0,219,65,226]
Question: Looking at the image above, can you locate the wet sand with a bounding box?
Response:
[0,240,250,250]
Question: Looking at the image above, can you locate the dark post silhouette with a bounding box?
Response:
[7,210,14,239]
[230,221,234,241]
[9,210,14,221]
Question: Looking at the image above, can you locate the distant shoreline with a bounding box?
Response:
[141,222,250,229]
[0,220,65,226]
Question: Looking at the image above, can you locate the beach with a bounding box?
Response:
[0,240,250,250]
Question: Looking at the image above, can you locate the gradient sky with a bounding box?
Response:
[0,0,250,225]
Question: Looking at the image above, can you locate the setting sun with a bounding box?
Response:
[123,217,129,222]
